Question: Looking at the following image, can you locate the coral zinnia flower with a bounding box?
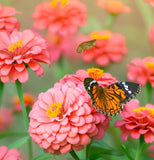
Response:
[144,0,154,7]
[81,30,127,66]
[149,24,154,45]
[47,34,79,63]
[115,99,154,143]
[0,29,50,83]
[32,0,87,37]
[12,93,35,112]
[29,68,115,155]
[127,57,154,87]
[0,107,13,133]
[0,3,21,33]
[96,0,131,14]
[148,144,154,158]
[0,146,22,160]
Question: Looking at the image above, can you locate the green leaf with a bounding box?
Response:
[90,139,113,155]
[8,136,30,149]
[33,153,52,160]
[0,132,28,138]
[121,144,134,160]
[90,153,125,160]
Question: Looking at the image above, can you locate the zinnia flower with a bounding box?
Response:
[12,93,35,112]
[96,0,131,14]
[0,146,22,160]
[0,3,21,33]
[29,68,116,155]
[0,29,50,83]
[115,99,154,143]
[32,0,87,37]
[127,57,154,87]
[0,107,13,133]
[81,30,127,66]
[144,0,154,7]
[149,24,154,45]
[47,34,79,63]
[148,144,154,158]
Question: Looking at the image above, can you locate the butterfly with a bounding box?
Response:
[84,77,141,116]
[76,39,96,53]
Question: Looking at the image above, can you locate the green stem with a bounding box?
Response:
[86,143,91,160]
[104,13,116,29]
[136,0,154,30]
[69,150,80,160]
[15,80,32,160]
[0,132,28,138]
[57,55,66,79]
[144,82,152,104]
[135,135,145,160]
[0,81,4,107]
[15,80,29,130]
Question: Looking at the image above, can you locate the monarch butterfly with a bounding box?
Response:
[84,77,141,116]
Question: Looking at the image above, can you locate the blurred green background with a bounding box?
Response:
[0,0,154,159]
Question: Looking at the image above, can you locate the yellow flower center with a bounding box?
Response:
[50,0,69,7]
[46,101,63,119]
[90,31,111,40]
[134,107,154,117]
[145,61,154,70]
[87,68,104,80]
[8,40,23,52]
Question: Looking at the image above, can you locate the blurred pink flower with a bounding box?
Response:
[115,99,154,143]
[81,30,127,66]
[0,107,13,133]
[149,23,154,45]
[148,144,154,158]
[96,0,131,14]
[47,34,80,63]
[0,29,50,83]
[0,3,21,33]
[144,0,154,7]
[32,0,87,37]
[0,146,22,160]
[29,68,115,155]
[127,57,154,87]
[12,93,35,112]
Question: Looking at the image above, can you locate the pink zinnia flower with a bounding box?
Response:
[127,57,154,87]
[148,144,154,158]
[149,24,154,45]
[115,99,154,143]
[144,0,154,7]
[81,30,127,66]
[0,146,22,160]
[32,0,87,37]
[0,107,13,133]
[47,34,79,63]
[0,3,21,33]
[0,29,50,83]
[96,0,131,14]
[29,68,116,155]
[12,93,35,112]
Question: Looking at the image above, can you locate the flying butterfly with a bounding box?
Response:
[76,39,96,53]
[84,77,141,116]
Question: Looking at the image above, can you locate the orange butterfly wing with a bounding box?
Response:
[91,84,126,115]
[84,78,140,116]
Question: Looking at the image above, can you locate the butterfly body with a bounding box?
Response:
[84,78,141,116]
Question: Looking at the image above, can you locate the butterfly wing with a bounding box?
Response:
[76,39,96,53]
[84,77,110,115]
[84,78,141,116]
